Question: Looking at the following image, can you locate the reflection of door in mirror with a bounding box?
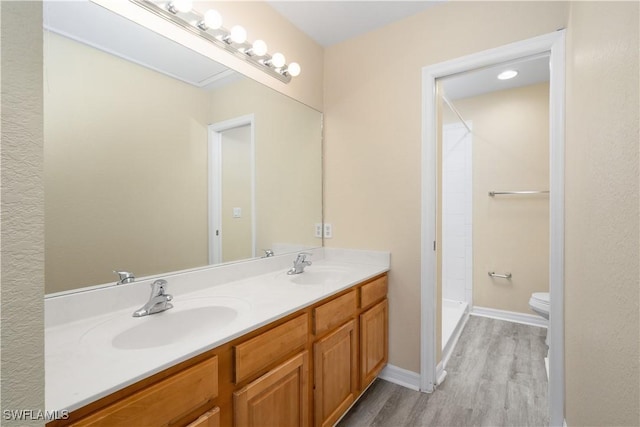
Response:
[210,123,255,264]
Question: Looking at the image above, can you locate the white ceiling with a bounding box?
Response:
[43,0,237,89]
[441,54,551,101]
[267,1,442,47]
[267,1,549,98]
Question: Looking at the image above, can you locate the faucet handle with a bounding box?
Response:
[150,279,168,296]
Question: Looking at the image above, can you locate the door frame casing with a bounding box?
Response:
[420,31,565,425]
[208,114,256,264]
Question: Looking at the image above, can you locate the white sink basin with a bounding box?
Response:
[112,305,239,350]
[285,265,354,286]
[81,296,250,350]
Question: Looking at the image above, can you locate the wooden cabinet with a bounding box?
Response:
[234,352,309,427]
[234,314,308,383]
[187,408,220,427]
[360,299,388,389]
[313,320,357,427]
[71,357,218,427]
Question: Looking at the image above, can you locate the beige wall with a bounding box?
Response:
[44,33,211,293]
[221,125,253,262]
[1,2,45,425]
[324,1,569,373]
[565,2,639,425]
[444,83,550,314]
[209,78,323,255]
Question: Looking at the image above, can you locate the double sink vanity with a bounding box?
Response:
[45,248,390,426]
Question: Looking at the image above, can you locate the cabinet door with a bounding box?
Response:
[313,320,357,427]
[360,299,388,389]
[234,351,309,427]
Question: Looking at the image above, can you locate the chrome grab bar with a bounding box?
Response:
[489,190,549,197]
[488,271,512,279]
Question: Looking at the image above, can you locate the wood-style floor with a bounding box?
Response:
[338,315,549,427]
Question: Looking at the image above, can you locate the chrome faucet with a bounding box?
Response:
[114,270,135,285]
[262,249,275,258]
[132,279,173,317]
[287,252,312,275]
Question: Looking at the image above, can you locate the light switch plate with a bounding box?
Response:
[314,223,323,238]
[233,207,242,218]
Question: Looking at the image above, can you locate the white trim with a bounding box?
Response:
[471,307,548,328]
[421,31,566,426]
[208,115,256,265]
[378,364,420,391]
[442,309,470,368]
[436,362,447,385]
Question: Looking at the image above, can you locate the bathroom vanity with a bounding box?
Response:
[45,249,389,427]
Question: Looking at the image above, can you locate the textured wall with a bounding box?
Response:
[1,2,45,426]
[565,2,640,425]
[324,1,569,373]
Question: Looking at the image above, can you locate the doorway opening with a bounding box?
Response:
[208,115,256,264]
[421,31,565,426]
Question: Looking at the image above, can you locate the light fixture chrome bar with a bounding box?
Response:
[488,271,512,279]
[488,190,550,197]
[130,0,292,83]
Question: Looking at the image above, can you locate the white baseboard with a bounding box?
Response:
[378,364,420,391]
[471,306,548,328]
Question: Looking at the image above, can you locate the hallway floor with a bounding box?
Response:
[338,316,549,427]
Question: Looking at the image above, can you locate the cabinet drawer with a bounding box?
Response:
[314,290,356,336]
[72,357,218,427]
[234,314,308,383]
[360,275,388,308]
[187,407,220,427]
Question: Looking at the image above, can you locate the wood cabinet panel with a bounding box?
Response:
[186,407,220,427]
[360,276,388,309]
[71,357,218,427]
[234,314,308,384]
[360,299,388,389]
[313,320,357,427]
[234,351,309,427]
[313,290,356,336]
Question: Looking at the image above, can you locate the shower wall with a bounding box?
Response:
[442,122,473,304]
[443,82,550,314]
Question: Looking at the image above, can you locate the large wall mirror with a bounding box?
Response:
[43,1,323,295]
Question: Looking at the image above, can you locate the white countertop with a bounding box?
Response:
[45,248,389,413]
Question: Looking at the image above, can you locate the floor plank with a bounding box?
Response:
[338,315,549,427]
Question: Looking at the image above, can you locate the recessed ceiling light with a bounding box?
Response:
[498,70,518,80]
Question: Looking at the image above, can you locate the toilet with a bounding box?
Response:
[529,292,550,319]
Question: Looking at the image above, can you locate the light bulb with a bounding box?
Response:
[170,0,192,13]
[230,25,247,44]
[203,9,222,29]
[287,62,301,77]
[251,40,268,56]
[271,52,286,68]
[497,70,518,80]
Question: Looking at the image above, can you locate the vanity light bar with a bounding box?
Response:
[130,0,300,83]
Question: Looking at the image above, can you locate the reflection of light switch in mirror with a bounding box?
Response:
[315,223,323,238]
[233,207,242,218]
